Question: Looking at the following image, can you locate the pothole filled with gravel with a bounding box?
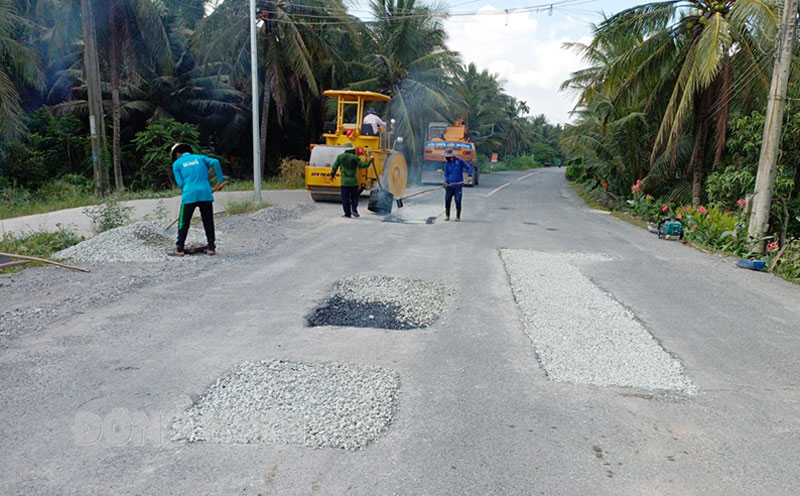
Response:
[52,221,217,263]
[307,275,448,330]
[172,360,400,450]
[500,249,694,394]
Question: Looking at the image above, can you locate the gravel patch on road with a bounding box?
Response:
[52,221,216,263]
[501,249,694,394]
[307,275,448,329]
[172,359,400,450]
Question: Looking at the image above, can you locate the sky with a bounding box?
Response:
[440,0,643,124]
[354,0,645,125]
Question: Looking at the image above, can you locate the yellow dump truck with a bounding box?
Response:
[305,90,408,202]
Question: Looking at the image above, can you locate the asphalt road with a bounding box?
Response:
[2,168,799,495]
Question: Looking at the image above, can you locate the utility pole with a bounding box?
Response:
[249,0,262,201]
[748,0,799,250]
[80,0,109,195]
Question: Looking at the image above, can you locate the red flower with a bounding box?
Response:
[697,206,707,214]
[767,241,780,252]
[631,179,642,194]
[602,182,608,189]
[662,204,669,213]
[736,199,747,207]
[676,215,682,220]
[691,226,697,231]
[645,194,654,201]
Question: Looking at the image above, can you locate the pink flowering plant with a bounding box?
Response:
[625,182,663,222]
[682,204,749,254]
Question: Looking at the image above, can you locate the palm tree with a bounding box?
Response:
[102,0,175,192]
[353,0,460,168]
[0,0,44,142]
[586,0,778,205]
[453,63,510,153]
[195,0,350,174]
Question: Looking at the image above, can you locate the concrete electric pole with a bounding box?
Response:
[748,0,799,250]
[249,0,262,201]
[80,0,109,195]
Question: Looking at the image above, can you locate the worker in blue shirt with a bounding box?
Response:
[442,149,472,222]
[170,143,225,256]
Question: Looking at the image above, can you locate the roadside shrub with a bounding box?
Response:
[0,226,84,272]
[770,238,800,282]
[132,118,201,189]
[279,158,307,188]
[1,109,89,190]
[84,196,134,233]
[224,199,271,215]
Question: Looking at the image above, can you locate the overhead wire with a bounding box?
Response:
[256,0,599,24]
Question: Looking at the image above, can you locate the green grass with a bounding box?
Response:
[0,184,180,220]
[0,228,84,273]
[223,199,273,215]
[225,178,305,191]
[0,176,303,221]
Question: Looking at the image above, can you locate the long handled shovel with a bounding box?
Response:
[395,182,465,208]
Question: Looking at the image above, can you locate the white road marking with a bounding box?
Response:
[516,171,539,181]
[484,182,511,198]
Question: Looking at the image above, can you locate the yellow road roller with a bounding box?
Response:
[305,90,408,202]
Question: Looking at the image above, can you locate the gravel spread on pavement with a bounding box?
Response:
[307,275,448,329]
[1,205,315,344]
[172,359,400,450]
[501,249,694,394]
[52,221,216,263]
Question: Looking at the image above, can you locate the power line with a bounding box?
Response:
[255,0,598,24]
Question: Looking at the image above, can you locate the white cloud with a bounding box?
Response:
[446,5,592,124]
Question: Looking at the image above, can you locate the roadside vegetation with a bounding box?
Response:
[0,228,84,273]
[562,0,800,283]
[223,199,273,216]
[0,0,561,220]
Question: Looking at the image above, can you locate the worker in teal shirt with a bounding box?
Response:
[170,143,225,256]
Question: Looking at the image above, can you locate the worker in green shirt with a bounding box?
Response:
[331,147,369,218]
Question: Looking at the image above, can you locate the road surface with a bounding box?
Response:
[1,168,799,495]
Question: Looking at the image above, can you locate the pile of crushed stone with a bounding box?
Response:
[307,275,448,330]
[249,203,317,222]
[53,221,216,263]
[172,359,400,450]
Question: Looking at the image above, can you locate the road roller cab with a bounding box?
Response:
[306,90,408,202]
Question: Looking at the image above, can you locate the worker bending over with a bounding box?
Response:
[170,143,225,256]
[442,149,472,222]
[331,147,369,218]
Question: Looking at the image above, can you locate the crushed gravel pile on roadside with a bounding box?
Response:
[52,221,215,263]
[172,360,400,450]
[501,249,694,394]
[307,275,448,329]
[249,203,317,222]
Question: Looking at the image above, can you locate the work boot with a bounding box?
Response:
[352,211,360,218]
[445,209,450,221]
[456,210,461,222]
